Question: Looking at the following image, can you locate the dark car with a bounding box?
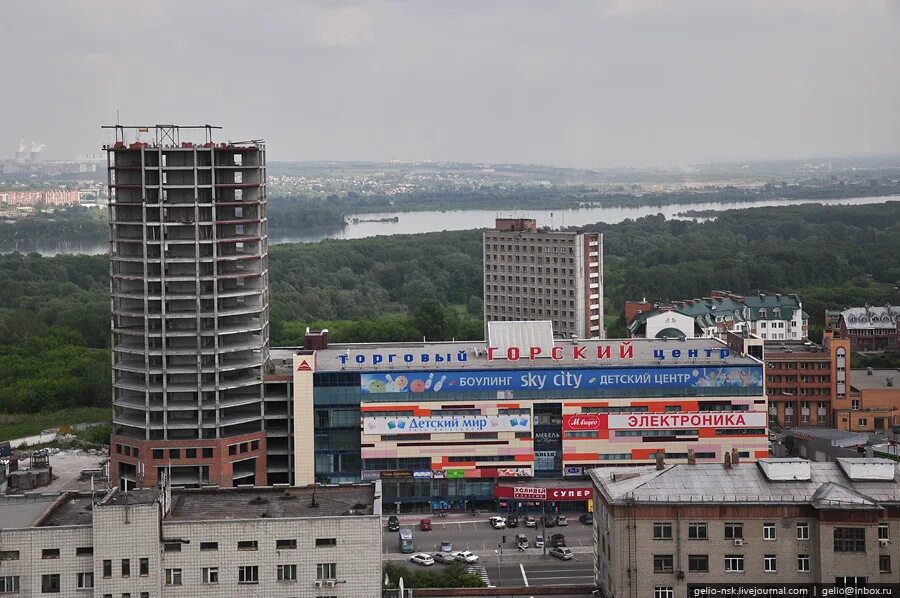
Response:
[550,533,566,548]
[506,515,519,528]
[420,518,432,531]
[579,513,594,525]
[543,515,557,528]
[387,515,400,532]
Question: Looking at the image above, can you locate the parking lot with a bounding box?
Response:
[383,513,595,556]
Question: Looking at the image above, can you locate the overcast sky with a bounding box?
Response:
[1,0,898,167]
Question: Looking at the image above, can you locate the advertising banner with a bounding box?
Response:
[497,467,533,478]
[361,366,763,395]
[363,414,530,435]
[380,470,413,479]
[535,450,557,471]
[494,485,593,501]
[563,411,767,431]
[563,466,584,477]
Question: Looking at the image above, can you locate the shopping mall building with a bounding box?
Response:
[259,323,769,513]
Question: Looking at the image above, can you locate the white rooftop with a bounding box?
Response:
[590,458,900,509]
[757,458,811,481]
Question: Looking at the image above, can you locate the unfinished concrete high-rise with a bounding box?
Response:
[105,125,270,489]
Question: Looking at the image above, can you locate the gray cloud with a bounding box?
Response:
[0,0,897,167]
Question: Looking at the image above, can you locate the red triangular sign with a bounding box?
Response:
[297,360,312,371]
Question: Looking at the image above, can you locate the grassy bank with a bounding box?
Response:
[0,407,110,442]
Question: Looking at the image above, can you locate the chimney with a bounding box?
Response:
[655,451,665,470]
[731,448,740,466]
[687,449,696,465]
[724,452,732,470]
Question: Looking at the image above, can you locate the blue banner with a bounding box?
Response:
[360,366,763,394]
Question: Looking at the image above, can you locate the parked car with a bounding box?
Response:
[557,515,569,526]
[506,514,519,528]
[409,553,435,566]
[489,516,507,529]
[534,535,545,548]
[579,513,594,525]
[433,552,455,564]
[550,533,567,548]
[514,534,529,549]
[524,516,537,528]
[387,515,400,532]
[420,518,432,531]
[542,515,557,528]
[550,547,574,560]
[440,540,453,553]
[453,550,479,563]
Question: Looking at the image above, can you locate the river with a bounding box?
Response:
[3,194,896,256]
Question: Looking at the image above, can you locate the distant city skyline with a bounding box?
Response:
[1,1,899,167]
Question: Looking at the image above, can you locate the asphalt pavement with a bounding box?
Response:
[384,513,597,588]
[383,513,595,557]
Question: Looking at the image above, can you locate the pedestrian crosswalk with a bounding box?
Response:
[468,564,490,586]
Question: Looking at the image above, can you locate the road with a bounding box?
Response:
[493,557,595,587]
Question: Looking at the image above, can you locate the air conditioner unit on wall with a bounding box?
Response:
[314,580,323,588]
[326,580,336,587]
[880,538,891,547]
[733,538,744,546]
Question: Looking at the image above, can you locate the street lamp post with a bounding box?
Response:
[541,500,547,556]
[496,544,503,586]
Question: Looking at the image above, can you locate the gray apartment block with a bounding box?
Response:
[104,125,276,489]
[0,483,382,597]
[591,457,900,598]
[483,218,603,339]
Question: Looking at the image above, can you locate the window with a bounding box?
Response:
[317,563,337,580]
[202,447,214,458]
[41,574,61,593]
[169,449,179,459]
[654,588,674,598]
[277,564,298,581]
[725,555,744,573]
[834,527,866,552]
[0,552,19,561]
[880,555,891,573]
[163,542,181,552]
[165,568,182,586]
[152,449,163,459]
[276,539,297,550]
[0,577,20,593]
[724,523,743,540]
[764,555,776,573]
[316,538,338,547]
[102,560,112,578]
[139,558,148,576]
[75,547,93,557]
[688,555,709,573]
[200,541,218,551]
[797,554,810,572]
[76,572,93,589]
[653,555,674,573]
[238,565,259,584]
[121,559,130,577]
[140,594,149,598]
[763,523,776,540]
[185,448,197,459]
[878,524,889,540]
[687,522,708,540]
[202,567,219,584]
[41,549,60,559]
[797,522,810,540]
[237,540,258,551]
[653,522,673,540]
[836,577,867,586]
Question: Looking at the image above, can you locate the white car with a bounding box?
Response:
[453,550,479,563]
[409,553,434,566]
[489,516,506,529]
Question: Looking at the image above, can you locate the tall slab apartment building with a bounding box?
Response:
[483,218,604,339]
[105,125,275,489]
